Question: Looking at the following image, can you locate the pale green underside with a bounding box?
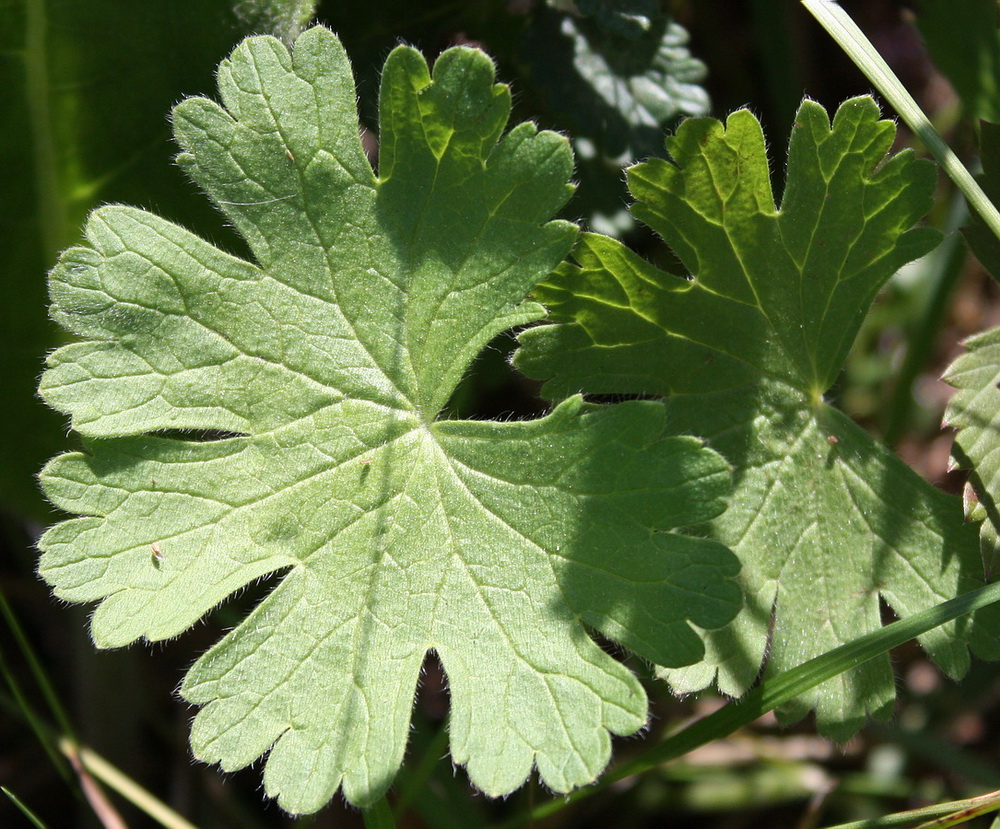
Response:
[38,26,742,812]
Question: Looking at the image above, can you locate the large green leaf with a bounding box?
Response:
[37,27,741,813]
[517,97,990,737]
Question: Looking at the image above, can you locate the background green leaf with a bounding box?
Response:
[520,3,708,235]
[232,0,316,42]
[527,5,708,160]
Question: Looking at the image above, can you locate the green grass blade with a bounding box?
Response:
[0,585,77,736]
[55,738,198,829]
[0,674,201,829]
[503,579,1000,827]
[825,787,1000,828]
[0,586,74,785]
[802,0,1000,244]
[1,786,48,829]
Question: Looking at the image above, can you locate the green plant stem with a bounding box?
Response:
[362,797,396,829]
[56,738,198,829]
[393,722,450,818]
[0,677,201,829]
[496,579,1000,827]
[0,584,78,740]
[0,586,75,786]
[0,642,70,784]
[802,0,1000,244]
[0,589,130,826]
[24,0,66,260]
[2,786,48,829]
[914,795,1000,828]
[0,582,139,824]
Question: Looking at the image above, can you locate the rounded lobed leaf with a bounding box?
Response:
[39,26,742,812]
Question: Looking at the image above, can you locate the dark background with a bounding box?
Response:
[5,1,1000,826]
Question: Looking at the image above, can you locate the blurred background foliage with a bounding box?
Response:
[6,0,1000,826]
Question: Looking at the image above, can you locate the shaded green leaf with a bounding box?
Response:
[524,11,708,161]
[38,27,740,813]
[553,0,660,39]
[517,97,988,737]
[519,6,708,234]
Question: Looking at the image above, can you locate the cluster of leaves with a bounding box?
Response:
[24,1,1000,822]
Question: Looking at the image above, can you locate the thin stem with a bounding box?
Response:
[2,786,48,828]
[825,787,1000,828]
[0,585,78,742]
[0,587,75,786]
[362,797,396,829]
[58,738,199,829]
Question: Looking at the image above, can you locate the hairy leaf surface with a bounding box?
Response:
[37,27,740,813]
[517,97,989,737]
